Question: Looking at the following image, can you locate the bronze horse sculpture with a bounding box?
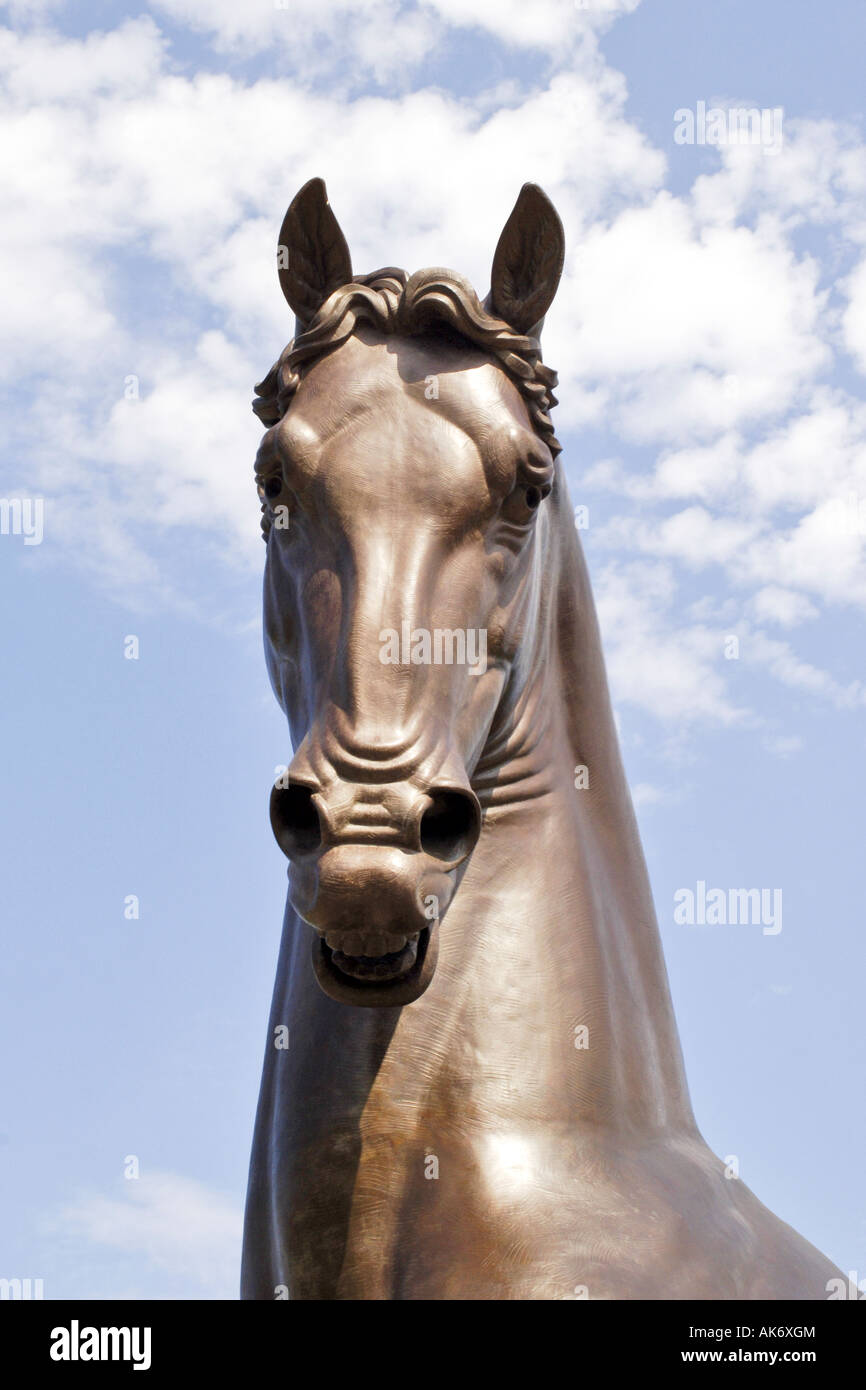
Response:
[241,178,842,1299]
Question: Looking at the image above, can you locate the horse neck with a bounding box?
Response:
[274,467,695,1143]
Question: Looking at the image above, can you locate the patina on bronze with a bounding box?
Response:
[242,178,843,1299]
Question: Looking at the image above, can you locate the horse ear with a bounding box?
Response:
[487,183,565,336]
[277,177,353,326]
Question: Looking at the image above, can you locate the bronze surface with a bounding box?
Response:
[241,178,843,1300]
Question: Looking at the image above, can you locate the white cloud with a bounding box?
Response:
[149,0,642,75]
[0,239,117,380]
[745,629,866,709]
[152,0,432,68]
[631,781,666,807]
[0,0,67,19]
[588,390,866,616]
[763,733,804,758]
[556,194,828,442]
[95,331,263,563]
[0,16,165,103]
[0,7,863,729]
[0,22,664,596]
[600,505,762,569]
[749,586,819,628]
[59,1171,242,1298]
[690,117,866,244]
[843,255,866,372]
[744,502,866,609]
[593,561,749,725]
[427,0,641,46]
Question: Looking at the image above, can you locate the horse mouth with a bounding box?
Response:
[312,924,437,1006]
[331,936,420,981]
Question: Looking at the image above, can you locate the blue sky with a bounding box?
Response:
[1,0,864,1298]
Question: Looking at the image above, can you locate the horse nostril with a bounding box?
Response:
[419,789,480,863]
[270,782,322,859]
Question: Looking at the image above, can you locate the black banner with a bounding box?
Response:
[2,1299,862,1376]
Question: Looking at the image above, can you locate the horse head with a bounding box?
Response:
[253,178,565,1006]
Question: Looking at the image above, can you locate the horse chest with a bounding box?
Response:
[327,1129,657,1298]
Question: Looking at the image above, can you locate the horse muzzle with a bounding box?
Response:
[269,779,480,1006]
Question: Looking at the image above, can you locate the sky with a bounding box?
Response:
[0,0,864,1299]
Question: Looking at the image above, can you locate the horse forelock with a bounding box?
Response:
[252,267,561,534]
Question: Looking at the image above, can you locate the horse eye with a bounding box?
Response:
[501,478,550,526]
[263,476,283,501]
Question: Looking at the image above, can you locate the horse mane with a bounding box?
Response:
[252,266,560,536]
